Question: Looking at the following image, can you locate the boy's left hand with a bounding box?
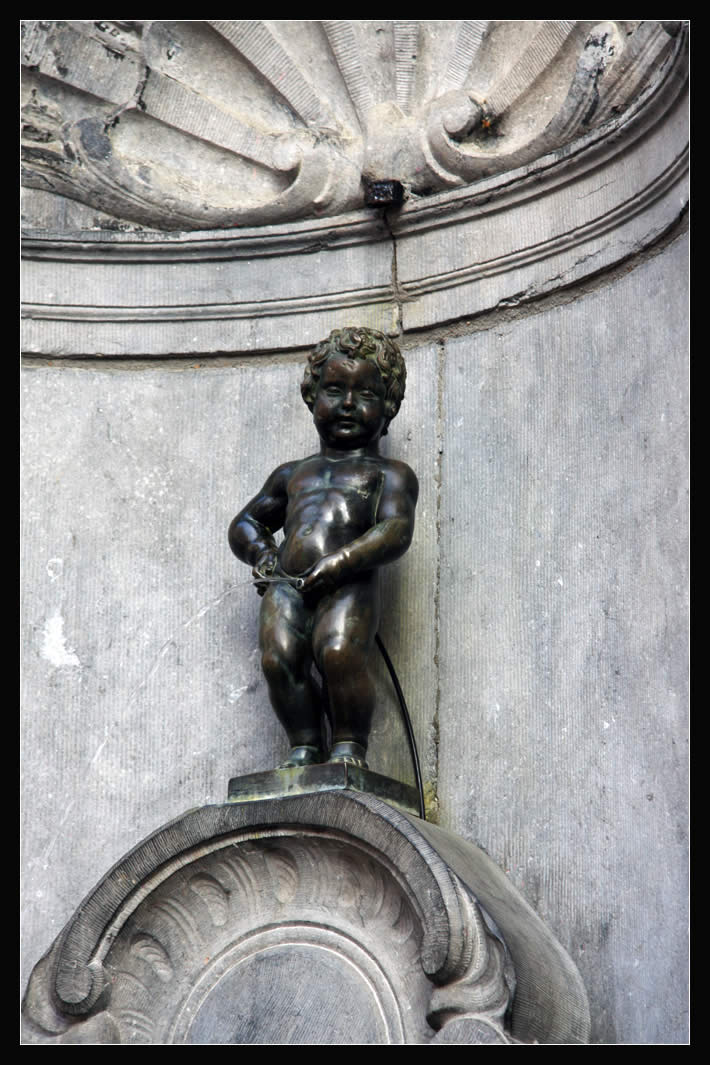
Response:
[301,553,346,602]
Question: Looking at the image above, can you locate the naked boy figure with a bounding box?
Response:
[229,327,418,769]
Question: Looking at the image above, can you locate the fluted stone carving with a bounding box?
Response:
[19,21,687,358]
[21,20,683,231]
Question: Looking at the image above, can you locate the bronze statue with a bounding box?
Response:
[229,327,418,769]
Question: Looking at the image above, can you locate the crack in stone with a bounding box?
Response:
[382,207,403,336]
[426,338,446,823]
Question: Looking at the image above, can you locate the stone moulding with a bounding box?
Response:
[22,792,590,1045]
[21,35,687,357]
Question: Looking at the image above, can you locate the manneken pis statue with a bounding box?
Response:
[229,327,418,769]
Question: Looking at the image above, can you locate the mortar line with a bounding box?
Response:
[383,206,403,339]
[429,336,446,822]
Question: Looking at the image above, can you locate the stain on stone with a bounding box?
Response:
[21,145,62,164]
[21,124,53,143]
[99,219,132,232]
[78,118,112,162]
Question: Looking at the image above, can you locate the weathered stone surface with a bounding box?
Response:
[19,217,399,356]
[396,72,688,334]
[20,23,687,357]
[21,21,683,231]
[20,348,439,997]
[22,792,589,1044]
[437,233,688,1044]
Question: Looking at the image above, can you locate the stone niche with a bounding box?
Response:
[21,20,688,356]
[23,791,590,1045]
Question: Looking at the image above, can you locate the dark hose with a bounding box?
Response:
[375,633,426,820]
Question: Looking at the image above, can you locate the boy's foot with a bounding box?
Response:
[328,741,369,769]
[277,745,324,769]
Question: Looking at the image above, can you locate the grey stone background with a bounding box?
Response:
[21,229,687,1043]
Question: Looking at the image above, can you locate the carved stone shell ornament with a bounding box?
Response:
[21,20,684,231]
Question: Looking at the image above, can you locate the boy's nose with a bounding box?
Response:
[342,391,355,409]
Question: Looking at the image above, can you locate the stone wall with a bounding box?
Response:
[21,227,688,1042]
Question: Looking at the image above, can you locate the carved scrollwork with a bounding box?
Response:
[53,835,429,1044]
[20,20,362,230]
[427,880,513,1042]
[23,796,559,1044]
[421,21,678,187]
[21,20,685,230]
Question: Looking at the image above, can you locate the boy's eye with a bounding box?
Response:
[360,390,375,399]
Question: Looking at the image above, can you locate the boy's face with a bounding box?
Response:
[313,354,387,449]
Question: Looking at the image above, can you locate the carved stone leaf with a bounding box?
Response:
[216,853,262,913]
[188,873,230,926]
[130,934,173,983]
[427,882,512,1033]
[263,846,300,904]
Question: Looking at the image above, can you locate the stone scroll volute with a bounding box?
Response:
[24,795,569,1045]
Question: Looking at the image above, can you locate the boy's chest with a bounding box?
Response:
[287,460,384,509]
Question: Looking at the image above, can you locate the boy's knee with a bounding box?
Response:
[318,639,365,680]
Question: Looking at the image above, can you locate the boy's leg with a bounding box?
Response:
[312,577,379,766]
[259,584,323,764]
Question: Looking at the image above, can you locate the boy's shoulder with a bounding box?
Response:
[378,455,419,494]
[265,452,325,484]
[262,458,305,489]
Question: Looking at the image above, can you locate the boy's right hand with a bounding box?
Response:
[252,549,278,597]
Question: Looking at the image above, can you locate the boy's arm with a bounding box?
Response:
[228,464,291,575]
[303,463,418,598]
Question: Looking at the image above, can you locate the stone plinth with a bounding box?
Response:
[227,763,422,816]
[23,789,589,1045]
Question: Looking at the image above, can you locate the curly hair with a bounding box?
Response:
[301,327,406,433]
